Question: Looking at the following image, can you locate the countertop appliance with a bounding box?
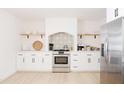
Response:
[49,43,54,51]
[100,17,124,84]
[52,51,70,73]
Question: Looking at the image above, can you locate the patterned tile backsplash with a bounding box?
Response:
[49,32,74,50]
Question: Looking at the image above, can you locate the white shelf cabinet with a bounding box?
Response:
[17,52,52,71]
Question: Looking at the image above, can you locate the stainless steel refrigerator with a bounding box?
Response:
[100,17,124,84]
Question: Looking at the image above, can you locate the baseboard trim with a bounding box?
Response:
[0,71,16,83]
[70,71,100,73]
[17,71,100,73]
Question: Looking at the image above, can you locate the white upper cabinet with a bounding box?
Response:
[106,8,124,22]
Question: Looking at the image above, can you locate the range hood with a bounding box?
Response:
[45,18,77,36]
[45,18,77,51]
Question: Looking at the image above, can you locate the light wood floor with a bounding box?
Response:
[0,72,100,84]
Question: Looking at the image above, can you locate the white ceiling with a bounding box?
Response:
[4,8,106,20]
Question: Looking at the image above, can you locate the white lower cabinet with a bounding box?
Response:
[26,53,43,71]
[17,52,52,71]
[70,52,100,72]
[70,52,81,71]
[17,51,100,72]
[85,52,100,71]
[70,52,87,71]
[40,53,52,71]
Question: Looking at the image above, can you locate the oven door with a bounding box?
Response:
[53,55,70,67]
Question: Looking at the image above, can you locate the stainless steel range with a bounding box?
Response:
[52,51,70,73]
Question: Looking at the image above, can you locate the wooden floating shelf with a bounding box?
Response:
[78,34,100,39]
[78,34,100,36]
[20,33,45,35]
[20,33,45,39]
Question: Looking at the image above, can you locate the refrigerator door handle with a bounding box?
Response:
[104,38,110,64]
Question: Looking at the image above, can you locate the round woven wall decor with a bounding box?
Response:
[32,40,43,51]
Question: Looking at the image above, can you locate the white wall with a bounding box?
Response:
[22,20,45,34]
[78,20,104,34]
[78,20,105,48]
[106,8,124,22]
[0,9,22,80]
[20,20,45,51]
[45,18,77,36]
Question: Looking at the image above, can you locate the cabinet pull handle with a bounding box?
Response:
[88,58,91,63]
[45,54,49,56]
[87,54,92,56]
[31,54,36,56]
[23,58,25,63]
[73,66,78,68]
[98,58,100,63]
[42,58,44,63]
[73,54,78,56]
[73,60,79,61]
[32,58,35,63]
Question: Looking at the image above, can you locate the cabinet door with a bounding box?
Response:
[42,53,52,71]
[86,52,100,71]
[85,53,94,71]
[26,53,44,71]
[30,53,41,71]
[71,59,80,71]
[22,53,30,70]
[92,52,100,71]
[17,53,26,71]
[79,53,88,71]
[71,52,81,71]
